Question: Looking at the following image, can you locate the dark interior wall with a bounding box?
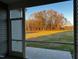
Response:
[0,2,8,57]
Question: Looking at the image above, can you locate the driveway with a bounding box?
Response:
[26,47,72,59]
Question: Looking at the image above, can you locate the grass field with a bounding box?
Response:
[26,30,71,39]
[26,31,74,56]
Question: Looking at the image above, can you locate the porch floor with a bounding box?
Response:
[26,47,72,59]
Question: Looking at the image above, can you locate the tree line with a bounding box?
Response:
[25,10,69,31]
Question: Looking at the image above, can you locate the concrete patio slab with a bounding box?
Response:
[26,47,72,59]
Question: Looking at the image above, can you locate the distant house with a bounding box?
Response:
[64,21,73,30]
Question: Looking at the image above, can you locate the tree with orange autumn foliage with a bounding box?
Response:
[25,9,72,32]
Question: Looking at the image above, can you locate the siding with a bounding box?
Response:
[0,9,7,57]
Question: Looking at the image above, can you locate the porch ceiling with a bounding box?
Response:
[0,0,70,9]
[0,0,69,4]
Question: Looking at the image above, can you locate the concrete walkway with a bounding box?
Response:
[26,47,72,59]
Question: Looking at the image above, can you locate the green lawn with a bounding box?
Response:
[26,31,74,55]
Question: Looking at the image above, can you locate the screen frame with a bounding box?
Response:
[24,0,78,59]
